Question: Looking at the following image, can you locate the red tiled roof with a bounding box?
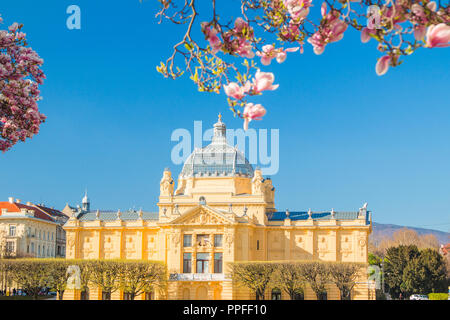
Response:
[35,205,69,219]
[0,202,19,212]
[442,243,450,255]
[0,201,55,223]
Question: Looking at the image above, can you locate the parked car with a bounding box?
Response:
[48,291,57,296]
[409,294,429,300]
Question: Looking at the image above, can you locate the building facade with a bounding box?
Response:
[0,198,69,258]
[63,116,374,300]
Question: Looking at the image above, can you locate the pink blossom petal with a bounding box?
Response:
[375,55,391,76]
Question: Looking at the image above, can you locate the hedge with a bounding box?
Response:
[428,293,448,300]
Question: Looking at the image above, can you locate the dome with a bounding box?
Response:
[181,115,254,178]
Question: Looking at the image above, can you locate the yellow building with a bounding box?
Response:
[63,116,373,300]
[0,198,68,258]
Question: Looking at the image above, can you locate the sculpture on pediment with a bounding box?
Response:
[174,175,186,195]
[251,169,264,195]
[263,179,274,202]
[160,168,174,196]
[199,211,207,224]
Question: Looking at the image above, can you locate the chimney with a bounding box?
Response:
[8,197,14,204]
[26,201,32,206]
[15,199,21,204]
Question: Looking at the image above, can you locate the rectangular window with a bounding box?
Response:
[196,253,209,273]
[214,253,223,273]
[257,240,260,250]
[197,234,209,247]
[183,253,192,273]
[9,225,16,237]
[214,234,223,247]
[183,234,192,247]
[31,243,35,253]
[6,241,15,253]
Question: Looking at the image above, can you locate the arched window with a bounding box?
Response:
[271,288,282,300]
[199,196,206,205]
[182,288,190,300]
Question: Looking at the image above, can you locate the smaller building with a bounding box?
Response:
[0,197,69,258]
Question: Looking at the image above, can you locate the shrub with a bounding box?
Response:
[428,293,448,300]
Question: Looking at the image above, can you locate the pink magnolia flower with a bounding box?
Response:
[375,55,391,76]
[321,2,327,17]
[201,22,222,54]
[256,45,299,65]
[234,17,247,33]
[280,22,301,42]
[223,82,251,100]
[236,40,255,58]
[384,5,407,24]
[252,70,279,93]
[425,23,450,48]
[361,27,376,43]
[307,12,347,55]
[411,4,425,17]
[0,16,46,152]
[308,33,326,54]
[427,1,437,12]
[283,0,312,21]
[414,25,427,41]
[243,103,266,130]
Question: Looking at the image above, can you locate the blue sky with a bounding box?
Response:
[1,1,449,232]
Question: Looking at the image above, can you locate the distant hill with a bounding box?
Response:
[371,222,449,245]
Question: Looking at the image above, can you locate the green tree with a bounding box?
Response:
[230,262,276,300]
[273,262,305,300]
[368,253,382,267]
[119,260,167,300]
[403,249,447,295]
[89,260,122,300]
[327,262,365,300]
[297,261,330,300]
[384,245,420,299]
[46,259,70,300]
[77,259,94,298]
[9,259,51,299]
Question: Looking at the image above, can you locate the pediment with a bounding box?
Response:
[168,205,234,225]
